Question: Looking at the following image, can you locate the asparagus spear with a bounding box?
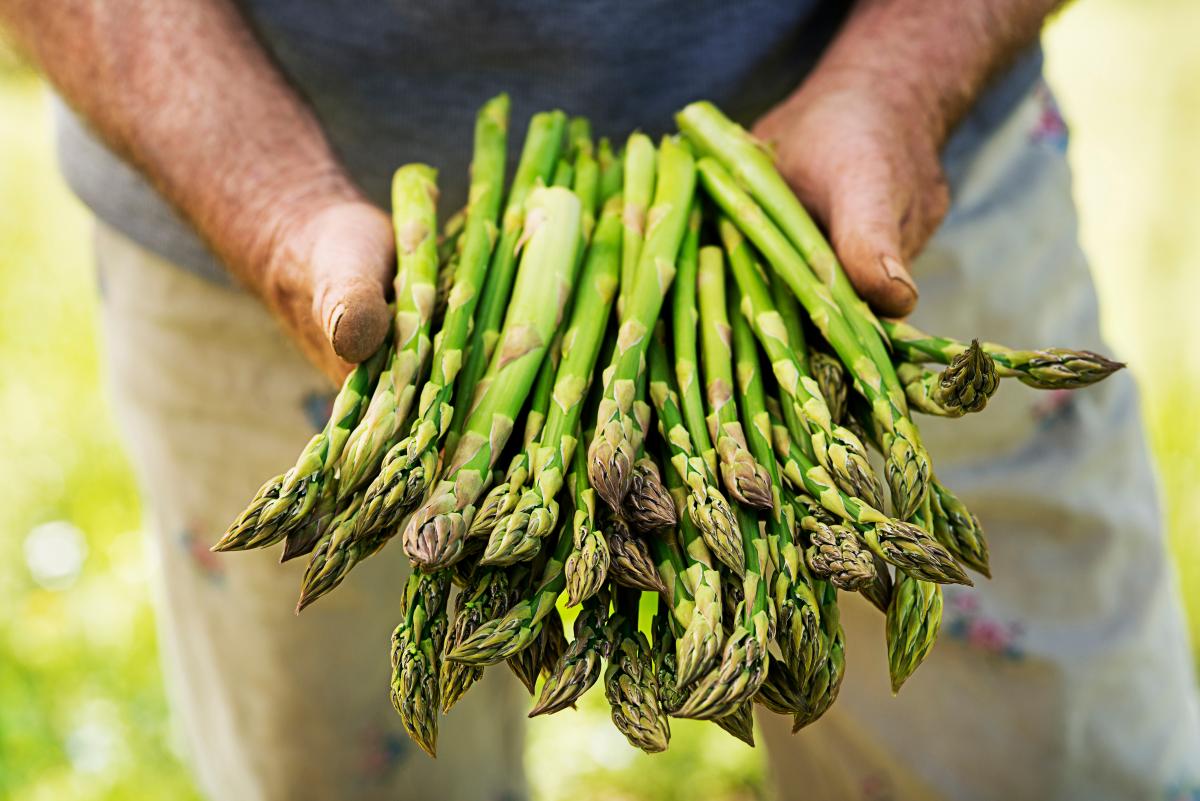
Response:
[651,599,687,715]
[355,95,510,537]
[665,218,744,572]
[597,137,624,203]
[797,497,876,591]
[886,568,943,694]
[697,245,773,509]
[883,318,1124,389]
[446,521,573,665]
[929,478,991,578]
[771,421,970,586]
[701,160,930,519]
[618,132,657,316]
[606,516,667,594]
[390,568,451,758]
[604,589,671,753]
[792,579,846,731]
[756,656,807,715]
[680,103,931,516]
[530,591,612,716]
[510,605,567,694]
[295,493,367,611]
[730,304,826,686]
[809,349,849,424]
[445,110,567,456]
[859,555,895,615]
[624,456,678,532]
[564,433,611,605]
[469,344,559,546]
[673,503,771,720]
[588,136,696,508]
[481,194,622,565]
[439,567,517,713]
[402,186,582,569]
[715,702,756,747]
[214,333,389,551]
[337,164,441,498]
[719,216,883,511]
[897,339,998,417]
[551,159,574,189]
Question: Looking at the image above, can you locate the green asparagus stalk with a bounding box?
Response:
[597,137,624,203]
[651,599,687,714]
[469,340,559,544]
[756,656,807,715]
[701,159,930,519]
[295,493,368,611]
[439,567,517,713]
[588,136,696,508]
[771,417,970,586]
[564,434,610,605]
[658,457,723,687]
[697,245,773,509]
[445,110,567,456]
[337,164,441,498]
[886,569,943,694]
[859,554,895,615]
[530,591,612,716]
[446,521,573,665]
[792,580,846,731]
[481,194,622,565]
[719,216,883,510]
[929,478,990,578]
[714,702,756,747]
[533,618,565,686]
[730,304,825,686]
[551,159,574,189]
[679,103,929,515]
[624,457,678,532]
[897,339,998,417]
[665,218,744,573]
[215,334,390,551]
[883,319,1124,390]
[797,497,876,591]
[809,349,849,424]
[403,186,581,569]
[618,132,657,316]
[673,503,771,720]
[354,95,510,538]
[606,516,667,594]
[390,568,451,758]
[604,589,671,753]
[571,125,600,241]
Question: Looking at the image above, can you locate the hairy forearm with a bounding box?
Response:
[0,0,360,288]
[817,0,1064,143]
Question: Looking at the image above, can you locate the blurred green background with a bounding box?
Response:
[1,2,1197,799]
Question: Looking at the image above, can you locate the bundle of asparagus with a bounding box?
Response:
[215,94,1123,756]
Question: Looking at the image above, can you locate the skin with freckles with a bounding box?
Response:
[0,0,1062,377]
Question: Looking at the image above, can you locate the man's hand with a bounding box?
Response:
[260,199,394,381]
[0,0,393,383]
[754,67,945,318]
[755,0,1061,318]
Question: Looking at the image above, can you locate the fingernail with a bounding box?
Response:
[326,301,346,342]
[880,255,918,298]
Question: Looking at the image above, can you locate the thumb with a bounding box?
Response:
[826,183,920,319]
[308,204,395,364]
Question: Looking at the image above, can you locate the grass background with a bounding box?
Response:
[1,1,1197,798]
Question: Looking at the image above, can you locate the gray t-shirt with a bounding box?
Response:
[55,0,1042,285]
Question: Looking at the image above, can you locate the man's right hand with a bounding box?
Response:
[260,199,394,383]
[0,0,394,384]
